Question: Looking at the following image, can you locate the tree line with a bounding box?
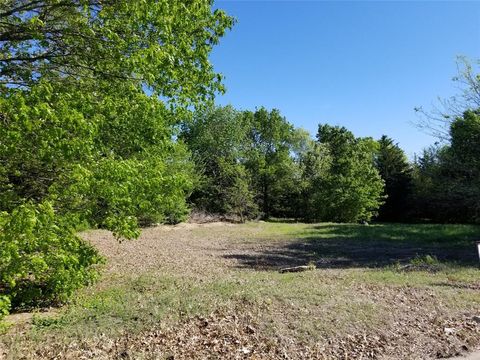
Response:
[182,102,480,225]
[0,0,478,320]
[182,107,384,223]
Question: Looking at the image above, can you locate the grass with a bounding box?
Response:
[1,221,480,359]
[233,221,479,268]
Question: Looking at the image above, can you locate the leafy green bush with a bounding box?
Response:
[0,202,102,314]
[89,154,194,232]
[0,296,10,322]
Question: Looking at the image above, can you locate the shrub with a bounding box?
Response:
[0,202,102,314]
[0,296,10,322]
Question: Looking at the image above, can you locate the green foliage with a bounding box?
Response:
[0,80,195,238]
[307,125,385,222]
[0,202,102,311]
[0,82,96,210]
[182,106,258,220]
[375,135,413,222]
[410,59,480,223]
[243,108,302,218]
[0,296,10,322]
[91,153,194,228]
[297,141,332,220]
[410,145,446,221]
[184,107,386,223]
[409,255,440,266]
[183,106,313,221]
[449,109,480,172]
[0,1,232,317]
[0,0,234,106]
[412,110,480,223]
[220,161,258,222]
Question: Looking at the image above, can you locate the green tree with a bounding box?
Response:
[310,124,384,222]
[297,141,332,221]
[219,161,258,222]
[0,0,233,317]
[447,109,480,222]
[412,110,480,223]
[181,106,257,220]
[410,145,447,222]
[0,75,196,236]
[0,0,233,106]
[243,108,301,219]
[374,135,413,222]
[0,202,102,310]
[412,58,480,223]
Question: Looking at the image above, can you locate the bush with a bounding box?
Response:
[0,296,10,322]
[0,202,102,314]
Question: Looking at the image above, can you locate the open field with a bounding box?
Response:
[1,221,480,359]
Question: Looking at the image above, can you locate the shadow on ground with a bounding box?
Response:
[224,224,479,270]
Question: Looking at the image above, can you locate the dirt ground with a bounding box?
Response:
[1,222,480,359]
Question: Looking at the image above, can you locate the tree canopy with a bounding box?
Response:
[0,0,233,319]
[374,135,413,222]
[0,0,233,105]
[411,110,480,223]
[311,125,384,222]
[182,108,386,223]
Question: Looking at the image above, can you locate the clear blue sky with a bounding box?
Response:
[210,1,480,157]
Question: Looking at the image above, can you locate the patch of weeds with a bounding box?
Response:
[0,321,12,334]
[386,255,449,275]
[403,255,445,272]
[31,315,65,329]
[410,254,441,266]
[358,264,480,291]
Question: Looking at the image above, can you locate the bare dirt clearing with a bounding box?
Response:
[1,222,480,359]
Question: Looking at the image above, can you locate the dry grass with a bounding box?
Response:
[1,221,480,359]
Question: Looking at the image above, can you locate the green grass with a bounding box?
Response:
[23,271,384,343]
[237,221,480,268]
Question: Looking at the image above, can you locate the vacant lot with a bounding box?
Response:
[1,222,480,359]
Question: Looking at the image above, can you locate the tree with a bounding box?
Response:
[412,57,480,223]
[415,57,480,140]
[410,147,439,221]
[411,110,480,223]
[310,125,384,222]
[181,106,258,220]
[0,0,234,106]
[0,202,102,310]
[0,0,233,317]
[297,141,332,221]
[0,72,196,235]
[219,161,258,222]
[243,108,301,219]
[447,109,480,222]
[374,135,413,222]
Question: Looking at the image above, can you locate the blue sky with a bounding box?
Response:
[210,1,480,157]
